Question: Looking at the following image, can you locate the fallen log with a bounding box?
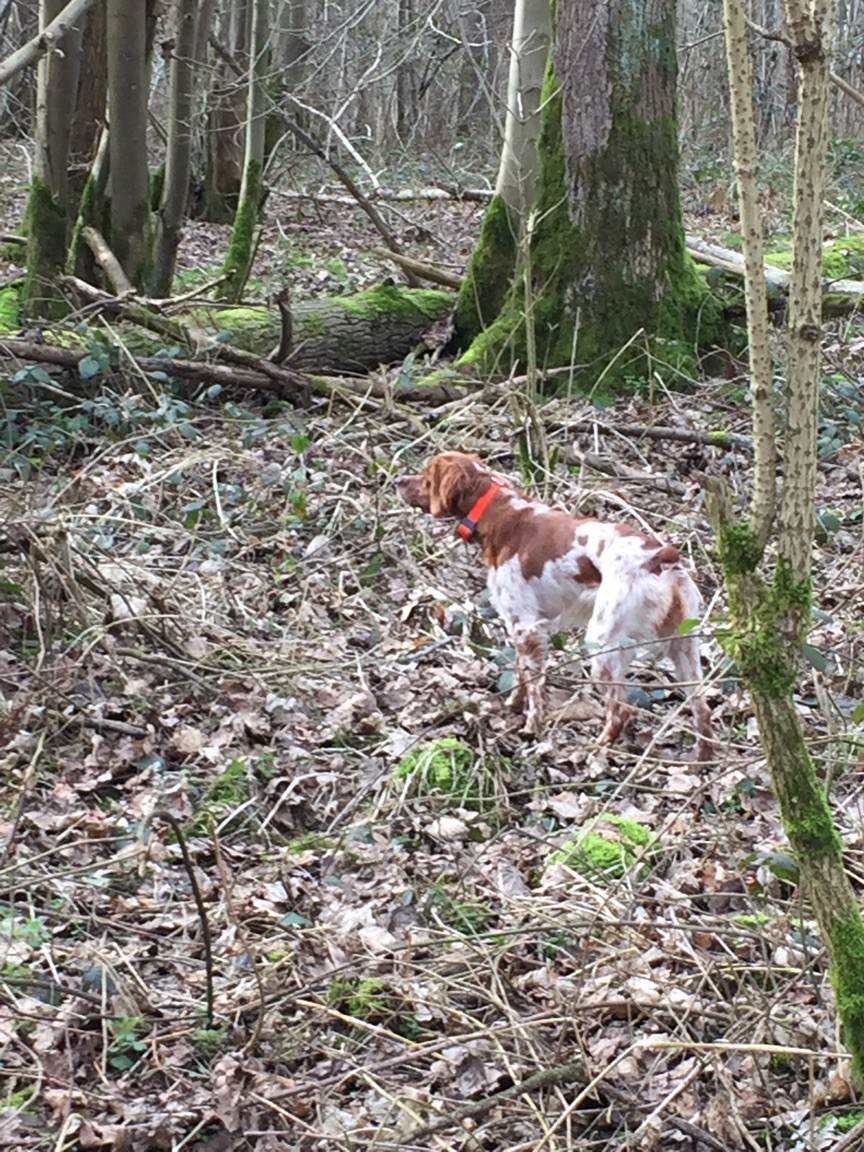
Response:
[686,234,864,306]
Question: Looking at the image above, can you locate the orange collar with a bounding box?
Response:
[457,481,503,540]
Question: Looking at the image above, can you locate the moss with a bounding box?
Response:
[338,282,450,320]
[452,194,519,349]
[550,813,657,879]
[766,233,864,279]
[829,913,864,1079]
[717,521,762,575]
[394,737,478,804]
[221,158,263,302]
[149,164,165,212]
[22,176,68,319]
[458,6,725,389]
[0,286,19,334]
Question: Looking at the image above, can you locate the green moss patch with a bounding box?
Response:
[393,737,500,812]
[549,813,657,879]
[0,286,19,334]
[765,233,864,279]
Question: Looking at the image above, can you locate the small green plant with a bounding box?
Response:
[108,1016,147,1071]
[187,758,250,834]
[193,1027,226,1057]
[549,813,657,879]
[424,883,494,935]
[326,976,387,1021]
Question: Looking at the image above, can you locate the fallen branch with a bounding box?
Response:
[0,336,308,400]
[0,336,472,406]
[80,226,134,296]
[570,420,753,451]
[568,447,689,496]
[370,246,462,289]
[56,278,312,401]
[687,234,864,303]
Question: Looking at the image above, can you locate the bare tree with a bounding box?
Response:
[22,0,85,315]
[221,0,268,300]
[454,0,551,346]
[710,0,864,1078]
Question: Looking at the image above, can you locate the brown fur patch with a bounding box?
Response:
[576,555,602,585]
[656,584,685,636]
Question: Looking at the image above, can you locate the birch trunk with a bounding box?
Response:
[453,0,552,347]
[221,0,269,301]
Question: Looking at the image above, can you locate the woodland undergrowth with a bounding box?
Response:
[2,365,864,1149]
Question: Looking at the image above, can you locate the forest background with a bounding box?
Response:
[3,1,864,1149]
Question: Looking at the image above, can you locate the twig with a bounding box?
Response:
[155,810,215,1027]
[210,824,266,1055]
[404,1059,585,1141]
[569,420,753,451]
[0,731,45,869]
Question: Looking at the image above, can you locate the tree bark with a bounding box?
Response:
[221,0,268,301]
[106,0,152,284]
[722,0,775,549]
[22,0,85,316]
[712,0,864,1081]
[458,0,724,387]
[150,0,200,296]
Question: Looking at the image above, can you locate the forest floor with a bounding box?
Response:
[3,140,864,1150]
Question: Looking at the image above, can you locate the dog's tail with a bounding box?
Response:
[643,544,680,575]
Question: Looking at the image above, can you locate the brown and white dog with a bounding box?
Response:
[396,452,713,760]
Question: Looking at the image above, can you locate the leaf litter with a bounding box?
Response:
[1,375,864,1151]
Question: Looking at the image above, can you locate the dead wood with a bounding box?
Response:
[568,447,689,496]
[569,420,753,451]
[0,336,309,401]
[687,234,864,305]
[80,226,134,296]
[370,246,463,289]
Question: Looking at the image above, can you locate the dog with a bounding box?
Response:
[396,452,713,760]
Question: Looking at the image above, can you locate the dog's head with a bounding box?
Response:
[396,452,492,519]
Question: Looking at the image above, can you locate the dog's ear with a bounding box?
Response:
[426,453,484,518]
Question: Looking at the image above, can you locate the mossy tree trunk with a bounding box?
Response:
[23,0,84,317]
[710,0,864,1079]
[453,0,551,347]
[221,0,269,302]
[459,0,724,386]
[106,0,152,286]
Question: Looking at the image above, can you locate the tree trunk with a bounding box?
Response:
[459,0,724,387]
[710,0,864,1080]
[150,0,200,296]
[221,0,269,301]
[453,0,551,347]
[69,0,107,167]
[106,0,151,285]
[203,0,248,223]
[23,0,84,317]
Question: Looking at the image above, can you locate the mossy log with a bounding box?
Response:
[200,283,453,373]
